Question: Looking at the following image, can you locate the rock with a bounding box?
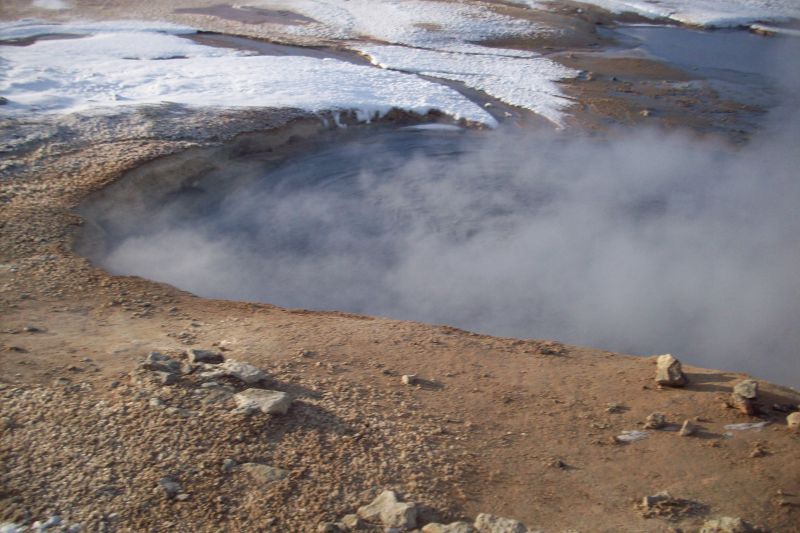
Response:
[340,514,366,530]
[143,351,181,373]
[423,522,476,533]
[786,412,800,431]
[357,490,418,529]
[401,374,417,386]
[149,397,165,408]
[156,371,177,385]
[317,523,343,533]
[699,516,756,533]
[473,513,530,533]
[644,412,667,430]
[641,492,672,509]
[233,389,292,415]
[187,348,224,364]
[730,379,758,415]
[159,477,182,499]
[679,419,696,436]
[733,380,758,399]
[0,523,21,533]
[655,354,688,387]
[202,360,266,384]
[221,458,237,473]
[238,462,289,484]
[0,97,9,105]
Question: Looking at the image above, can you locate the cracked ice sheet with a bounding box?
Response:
[521,0,800,28]
[243,0,554,47]
[357,44,577,127]
[0,27,495,126]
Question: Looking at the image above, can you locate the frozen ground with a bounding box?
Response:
[0,22,495,125]
[0,0,582,126]
[543,0,800,28]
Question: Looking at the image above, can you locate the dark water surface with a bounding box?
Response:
[81,120,800,386]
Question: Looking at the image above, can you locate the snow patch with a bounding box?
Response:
[32,0,70,10]
[548,0,800,28]
[357,44,576,126]
[0,26,494,125]
[0,19,196,40]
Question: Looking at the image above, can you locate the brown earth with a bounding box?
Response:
[1,1,799,532]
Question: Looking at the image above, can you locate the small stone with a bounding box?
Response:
[644,412,667,430]
[175,493,190,501]
[156,371,177,385]
[423,521,476,533]
[0,96,9,105]
[679,419,696,436]
[787,412,800,431]
[143,352,181,373]
[640,109,652,117]
[233,389,292,415]
[357,490,418,529]
[340,514,365,530]
[642,492,672,509]
[749,443,768,458]
[473,513,529,533]
[202,360,267,384]
[149,397,165,408]
[730,379,758,415]
[401,374,417,386]
[159,477,182,499]
[23,325,45,333]
[655,354,688,387]
[699,516,756,533]
[187,349,224,364]
[222,458,238,473]
[317,523,343,533]
[238,463,289,484]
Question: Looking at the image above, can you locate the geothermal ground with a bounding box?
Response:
[1,1,799,532]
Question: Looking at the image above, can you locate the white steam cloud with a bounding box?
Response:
[94,41,800,386]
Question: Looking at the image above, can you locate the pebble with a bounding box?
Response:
[679,419,696,437]
[644,413,667,430]
[401,374,417,386]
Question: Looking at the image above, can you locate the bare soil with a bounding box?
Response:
[1,2,799,532]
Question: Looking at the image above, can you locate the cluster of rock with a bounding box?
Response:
[654,354,799,430]
[318,490,539,533]
[138,349,292,416]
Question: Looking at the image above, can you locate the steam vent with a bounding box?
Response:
[1,1,799,532]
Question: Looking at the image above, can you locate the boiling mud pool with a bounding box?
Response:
[81,120,800,386]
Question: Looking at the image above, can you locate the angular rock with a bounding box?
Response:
[340,514,367,530]
[357,490,418,529]
[644,412,667,430]
[317,523,344,533]
[655,354,688,387]
[787,412,800,431]
[156,371,177,385]
[423,522,476,533]
[679,419,697,436]
[202,360,266,384]
[143,351,181,373]
[730,379,758,415]
[641,492,672,509]
[238,463,288,484]
[474,513,529,533]
[159,477,182,499]
[699,516,756,533]
[233,389,292,415]
[188,348,224,364]
[401,374,417,386]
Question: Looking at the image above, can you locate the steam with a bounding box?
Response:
[97,45,800,386]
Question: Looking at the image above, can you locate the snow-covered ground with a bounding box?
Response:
[0,22,495,125]
[357,45,575,127]
[0,1,581,126]
[547,0,800,28]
